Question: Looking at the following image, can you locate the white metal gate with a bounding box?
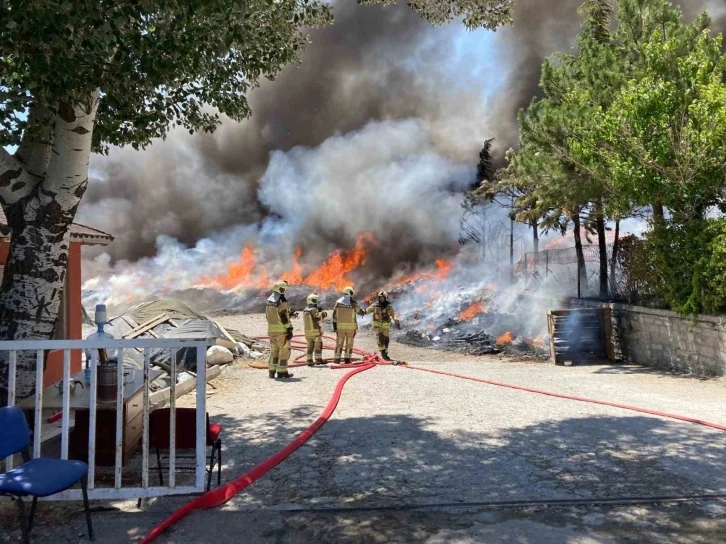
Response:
[2,338,208,501]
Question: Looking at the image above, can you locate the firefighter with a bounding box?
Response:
[265,280,294,379]
[303,292,327,366]
[366,290,400,360]
[332,286,365,364]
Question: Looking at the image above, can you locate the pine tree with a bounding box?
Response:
[476,138,496,185]
[578,0,613,44]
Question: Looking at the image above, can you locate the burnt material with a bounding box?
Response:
[398,323,549,359]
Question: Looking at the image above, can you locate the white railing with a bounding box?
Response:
[2,338,209,501]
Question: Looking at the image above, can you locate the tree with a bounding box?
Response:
[581,29,726,220]
[460,139,496,259]
[475,138,496,185]
[578,0,613,44]
[0,1,514,403]
[496,0,712,299]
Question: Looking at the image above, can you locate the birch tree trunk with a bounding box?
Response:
[0,93,99,406]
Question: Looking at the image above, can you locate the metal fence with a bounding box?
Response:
[3,338,209,501]
[519,243,627,300]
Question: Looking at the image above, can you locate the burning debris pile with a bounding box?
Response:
[362,258,552,360]
[84,219,557,362]
[400,327,548,358]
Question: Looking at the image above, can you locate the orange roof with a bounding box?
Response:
[0,208,113,246]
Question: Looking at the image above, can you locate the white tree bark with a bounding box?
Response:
[0,92,99,405]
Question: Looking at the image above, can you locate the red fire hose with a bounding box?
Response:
[141,340,726,542]
[140,361,376,544]
[247,334,383,368]
[402,365,726,432]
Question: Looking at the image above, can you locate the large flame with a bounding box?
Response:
[364,256,454,302]
[202,233,375,292]
[458,301,485,320]
[280,248,304,285]
[303,233,374,291]
[202,243,270,290]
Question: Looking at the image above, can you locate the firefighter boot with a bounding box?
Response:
[380,350,391,361]
[344,358,352,364]
[315,358,326,365]
[269,357,278,379]
[276,372,294,379]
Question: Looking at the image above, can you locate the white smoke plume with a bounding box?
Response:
[83,119,477,311]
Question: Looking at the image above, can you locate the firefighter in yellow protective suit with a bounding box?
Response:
[332,286,365,364]
[265,280,294,379]
[303,293,327,366]
[366,290,400,360]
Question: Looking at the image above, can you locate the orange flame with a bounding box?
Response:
[200,234,375,292]
[496,331,513,346]
[459,301,484,320]
[434,259,451,280]
[302,233,374,291]
[386,257,454,292]
[280,248,304,284]
[203,243,270,290]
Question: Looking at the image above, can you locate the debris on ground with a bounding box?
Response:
[396,320,550,359]
[206,345,235,365]
[82,298,261,388]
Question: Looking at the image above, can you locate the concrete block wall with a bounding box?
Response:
[572,301,726,377]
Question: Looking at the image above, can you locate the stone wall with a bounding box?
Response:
[571,301,726,377]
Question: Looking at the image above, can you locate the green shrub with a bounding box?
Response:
[624,218,726,315]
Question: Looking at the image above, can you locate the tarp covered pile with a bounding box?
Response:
[83,299,257,372]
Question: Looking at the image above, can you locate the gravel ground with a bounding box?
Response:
[4,313,725,543]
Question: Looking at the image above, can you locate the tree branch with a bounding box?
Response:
[0,146,36,207]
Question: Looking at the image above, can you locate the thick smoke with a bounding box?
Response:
[82,119,475,308]
[80,0,726,297]
[81,0,491,264]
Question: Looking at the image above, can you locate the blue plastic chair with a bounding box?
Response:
[0,406,94,543]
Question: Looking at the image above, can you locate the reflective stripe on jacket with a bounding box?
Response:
[266,293,292,334]
[303,305,327,338]
[367,301,396,329]
[333,296,362,331]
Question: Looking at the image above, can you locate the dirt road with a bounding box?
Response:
[5,313,726,543]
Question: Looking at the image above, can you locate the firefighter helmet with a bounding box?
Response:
[342,286,355,296]
[377,290,388,301]
[273,281,287,294]
[307,293,319,305]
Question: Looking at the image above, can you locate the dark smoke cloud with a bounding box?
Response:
[80,0,726,271]
[490,0,583,152]
[82,1,489,263]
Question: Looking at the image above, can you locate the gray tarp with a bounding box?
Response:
[83,299,255,372]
